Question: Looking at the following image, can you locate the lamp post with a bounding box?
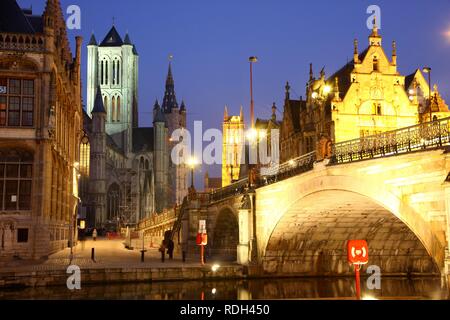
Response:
[249,56,258,129]
[187,157,197,188]
[423,67,432,121]
[248,56,258,187]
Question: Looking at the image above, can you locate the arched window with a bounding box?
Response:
[112,61,116,85]
[0,149,33,211]
[116,96,120,122]
[100,61,104,85]
[117,61,120,85]
[80,137,90,177]
[112,96,116,122]
[105,60,109,84]
[373,57,379,71]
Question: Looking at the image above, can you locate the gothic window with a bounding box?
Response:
[105,60,109,84]
[373,57,379,71]
[0,78,34,127]
[107,183,121,221]
[101,61,104,85]
[112,60,116,85]
[117,61,120,85]
[112,96,116,122]
[80,139,90,177]
[116,96,120,122]
[0,149,33,211]
[377,104,382,115]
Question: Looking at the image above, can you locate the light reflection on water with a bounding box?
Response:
[1,277,448,300]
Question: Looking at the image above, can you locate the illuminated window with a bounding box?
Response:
[80,141,90,177]
[112,96,116,121]
[0,78,34,127]
[0,149,33,211]
[117,96,120,122]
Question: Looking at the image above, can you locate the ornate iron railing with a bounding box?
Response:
[331,117,450,164]
[260,151,316,186]
[210,178,248,203]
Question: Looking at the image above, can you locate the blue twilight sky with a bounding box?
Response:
[18,0,450,181]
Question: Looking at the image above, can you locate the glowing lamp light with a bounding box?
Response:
[311,91,318,99]
[409,89,415,95]
[211,288,217,295]
[211,264,220,272]
[79,220,86,230]
[187,157,198,169]
[323,85,331,94]
[289,159,295,166]
[246,128,258,142]
[258,130,266,139]
[74,162,80,168]
[362,295,378,300]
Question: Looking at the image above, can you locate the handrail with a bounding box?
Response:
[332,117,450,164]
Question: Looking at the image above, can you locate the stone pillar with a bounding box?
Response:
[237,207,251,265]
[444,181,450,282]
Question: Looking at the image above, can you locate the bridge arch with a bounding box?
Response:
[257,172,445,276]
[210,206,239,261]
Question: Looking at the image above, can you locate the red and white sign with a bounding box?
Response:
[347,240,369,265]
[198,220,206,233]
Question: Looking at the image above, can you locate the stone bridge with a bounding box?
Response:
[139,118,450,278]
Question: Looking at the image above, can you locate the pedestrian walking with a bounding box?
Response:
[92,228,97,241]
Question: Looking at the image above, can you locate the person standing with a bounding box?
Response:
[92,228,97,241]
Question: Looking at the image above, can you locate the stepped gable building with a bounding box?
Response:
[0,0,83,259]
[82,26,188,228]
[280,23,450,163]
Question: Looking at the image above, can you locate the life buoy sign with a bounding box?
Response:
[347,240,369,265]
[196,233,208,246]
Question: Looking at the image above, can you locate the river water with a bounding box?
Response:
[1,277,448,300]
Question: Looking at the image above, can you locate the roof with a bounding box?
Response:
[100,26,123,47]
[326,47,369,99]
[404,70,418,90]
[0,0,40,34]
[106,134,123,154]
[88,33,98,46]
[285,99,304,132]
[92,86,106,113]
[124,33,132,45]
[132,127,154,153]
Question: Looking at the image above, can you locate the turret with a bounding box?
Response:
[391,40,397,66]
[87,33,98,117]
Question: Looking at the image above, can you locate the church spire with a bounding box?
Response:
[162,62,178,113]
[224,105,228,120]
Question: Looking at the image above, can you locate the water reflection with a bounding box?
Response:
[1,277,448,300]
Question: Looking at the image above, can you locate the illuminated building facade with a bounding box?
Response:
[280,24,450,162]
[222,106,245,187]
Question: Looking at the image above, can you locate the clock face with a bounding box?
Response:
[0,86,7,94]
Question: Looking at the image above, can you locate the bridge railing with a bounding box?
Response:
[332,117,450,164]
[260,151,316,186]
[210,178,248,203]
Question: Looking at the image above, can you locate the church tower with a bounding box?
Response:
[161,63,188,205]
[90,86,107,225]
[87,26,139,155]
[222,106,245,187]
[153,102,169,213]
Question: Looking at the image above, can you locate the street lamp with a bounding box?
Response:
[249,56,258,129]
[187,156,198,188]
[423,67,432,121]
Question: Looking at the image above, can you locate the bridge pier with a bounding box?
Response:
[444,178,450,289]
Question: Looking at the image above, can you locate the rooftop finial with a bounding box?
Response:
[309,63,313,81]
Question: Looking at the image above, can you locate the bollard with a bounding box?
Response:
[141,250,145,263]
[91,248,95,262]
[182,251,186,263]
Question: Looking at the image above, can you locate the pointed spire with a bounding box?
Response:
[153,99,160,110]
[271,103,277,121]
[240,105,244,121]
[309,63,314,81]
[334,77,340,101]
[320,67,325,80]
[180,100,186,113]
[285,81,291,101]
[88,33,97,46]
[353,39,359,63]
[162,62,178,113]
[369,15,382,46]
[100,25,123,47]
[92,86,106,114]
[124,33,132,45]
[392,40,397,65]
[153,104,166,124]
[224,106,229,120]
